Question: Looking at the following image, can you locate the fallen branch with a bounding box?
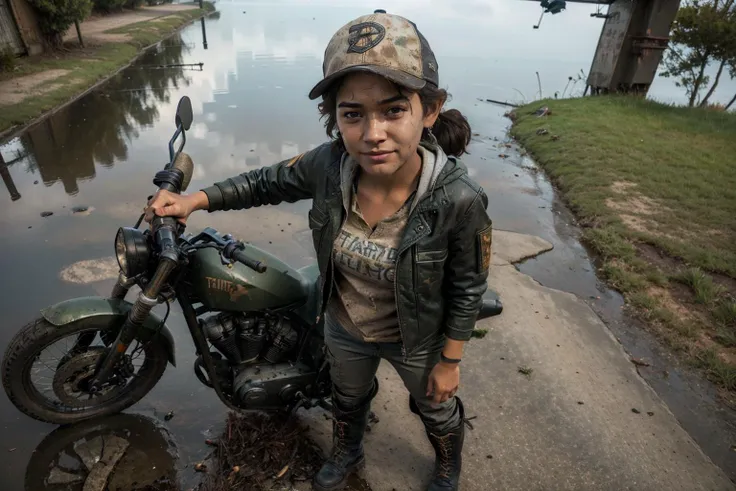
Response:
[484,98,520,108]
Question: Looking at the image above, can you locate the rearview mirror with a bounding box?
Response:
[175,96,193,131]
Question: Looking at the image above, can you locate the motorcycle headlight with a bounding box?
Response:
[114,227,150,277]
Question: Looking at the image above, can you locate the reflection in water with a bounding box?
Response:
[2,34,192,197]
[24,413,179,491]
[0,152,22,201]
[201,17,208,50]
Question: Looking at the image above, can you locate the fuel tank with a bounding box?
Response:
[185,244,309,312]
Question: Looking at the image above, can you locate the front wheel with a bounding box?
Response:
[2,316,168,425]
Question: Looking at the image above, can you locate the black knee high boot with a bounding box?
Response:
[412,395,466,491]
[312,380,378,491]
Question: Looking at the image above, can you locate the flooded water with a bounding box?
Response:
[1,1,735,489]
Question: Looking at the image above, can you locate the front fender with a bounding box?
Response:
[40,296,176,367]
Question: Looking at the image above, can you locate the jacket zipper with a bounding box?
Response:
[320,205,341,321]
[394,195,434,359]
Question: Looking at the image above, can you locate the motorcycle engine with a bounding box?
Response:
[200,312,300,366]
[198,312,328,410]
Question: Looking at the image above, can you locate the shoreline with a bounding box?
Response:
[508,94,736,479]
[0,3,215,142]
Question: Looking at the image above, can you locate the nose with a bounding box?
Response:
[362,115,387,147]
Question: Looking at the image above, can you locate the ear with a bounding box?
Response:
[422,95,445,129]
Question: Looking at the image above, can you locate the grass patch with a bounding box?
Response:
[675,267,727,305]
[471,328,488,339]
[695,348,736,392]
[106,6,212,46]
[714,301,736,327]
[0,44,137,132]
[0,3,213,135]
[517,366,533,378]
[510,95,736,396]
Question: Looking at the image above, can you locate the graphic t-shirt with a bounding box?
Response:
[328,191,411,343]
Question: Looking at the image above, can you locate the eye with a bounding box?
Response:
[387,106,406,118]
[342,111,361,120]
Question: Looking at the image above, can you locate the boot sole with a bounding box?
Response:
[311,457,366,491]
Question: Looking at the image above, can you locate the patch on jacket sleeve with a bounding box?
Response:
[286,152,305,167]
[476,225,493,273]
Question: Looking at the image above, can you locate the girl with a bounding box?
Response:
[144,10,493,491]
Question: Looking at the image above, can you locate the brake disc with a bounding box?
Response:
[52,348,128,408]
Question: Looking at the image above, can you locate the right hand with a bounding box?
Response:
[144,189,206,225]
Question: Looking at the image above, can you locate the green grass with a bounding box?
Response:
[471,328,489,339]
[675,268,727,305]
[0,3,213,135]
[695,348,736,392]
[106,4,213,45]
[714,301,736,327]
[510,95,736,396]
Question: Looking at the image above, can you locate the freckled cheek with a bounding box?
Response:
[388,120,422,155]
[338,124,362,151]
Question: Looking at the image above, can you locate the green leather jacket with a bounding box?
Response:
[201,141,493,358]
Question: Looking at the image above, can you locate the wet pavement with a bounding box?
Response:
[1,2,734,490]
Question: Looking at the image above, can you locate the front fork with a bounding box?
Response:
[87,257,178,392]
[111,271,136,300]
[66,272,138,359]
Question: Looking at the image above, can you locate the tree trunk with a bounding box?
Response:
[699,59,726,107]
[688,52,710,107]
[725,92,736,110]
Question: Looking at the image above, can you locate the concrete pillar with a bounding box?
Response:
[9,0,44,55]
[587,0,681,95]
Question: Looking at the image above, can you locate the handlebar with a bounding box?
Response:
[231,247,267,273]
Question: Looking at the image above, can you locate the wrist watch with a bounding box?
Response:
[441,353,461,364]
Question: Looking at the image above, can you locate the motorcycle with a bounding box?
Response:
[1,96,503,426]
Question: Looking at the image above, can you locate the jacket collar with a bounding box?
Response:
[337,142,457,213]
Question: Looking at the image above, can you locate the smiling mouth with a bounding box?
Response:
[363,151,393,156]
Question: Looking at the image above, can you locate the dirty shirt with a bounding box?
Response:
[327,144,446,343]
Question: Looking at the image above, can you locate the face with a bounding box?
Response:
[335,72,442,177]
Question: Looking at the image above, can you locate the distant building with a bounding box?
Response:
[1,0,44,56]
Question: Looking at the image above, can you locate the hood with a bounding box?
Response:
[340,142,450,213]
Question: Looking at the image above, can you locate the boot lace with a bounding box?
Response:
[331,420,348,462]
[432,433,455,479]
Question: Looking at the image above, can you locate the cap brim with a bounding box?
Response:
[308,65,426,100]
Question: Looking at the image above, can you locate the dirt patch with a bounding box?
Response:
[617,214,653,234]
[648,286,694,324]
[61,4,199,44]
[606,181,670,216]
[606,181,677,241]
[637,243,680,272]
[611,180,638,193]
[638,243,736,297]
[0,70,71,105]
[605,195,666,216]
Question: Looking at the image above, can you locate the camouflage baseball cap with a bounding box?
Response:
[308,9,439,100]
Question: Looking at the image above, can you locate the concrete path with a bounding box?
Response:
[301,230,735,491]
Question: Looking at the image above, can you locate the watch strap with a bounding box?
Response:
[441,353,461,364]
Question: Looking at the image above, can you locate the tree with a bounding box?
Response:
[725,54,736,109]
[661,0,736,107]
[28,0,93,49]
